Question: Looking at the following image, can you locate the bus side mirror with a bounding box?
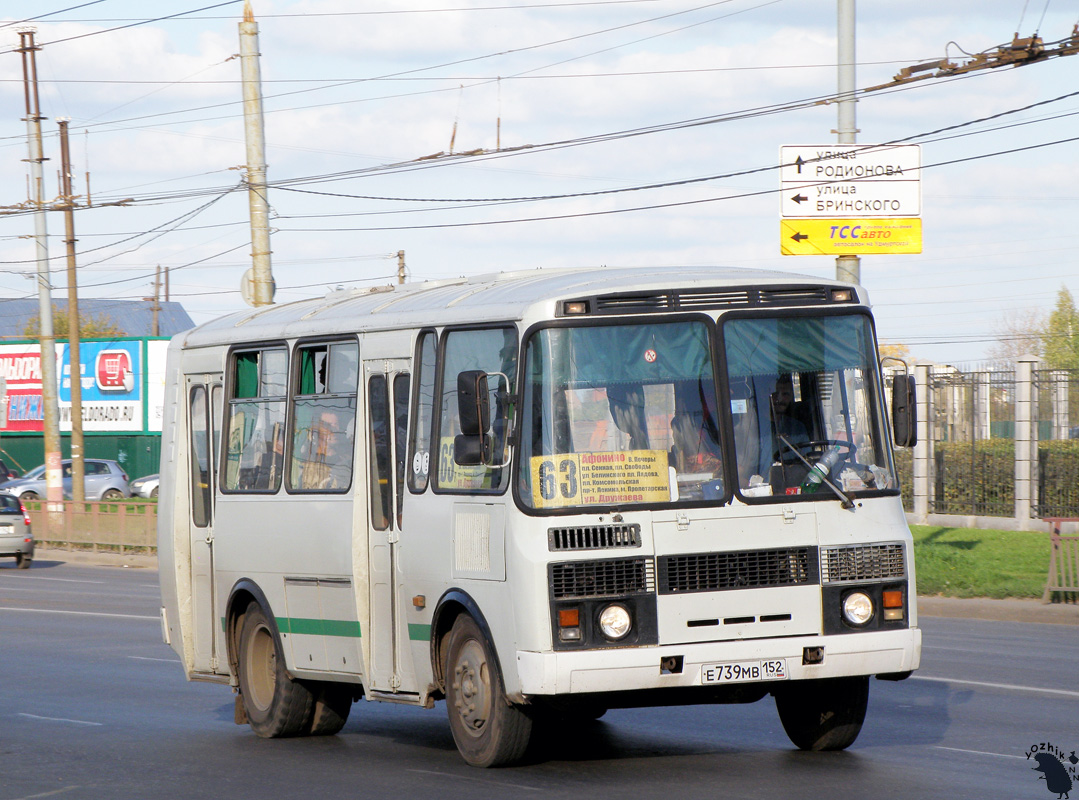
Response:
[455,370,492,465]
[891,374,917,448]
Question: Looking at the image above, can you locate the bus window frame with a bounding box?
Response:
[219,340,290,496]
[430,322,518,497]
[715,305,901,506]
[285,335,360,496]
[406,328,438,495]
[511,312,729,517]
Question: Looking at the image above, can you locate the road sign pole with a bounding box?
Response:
[836,0,860,284]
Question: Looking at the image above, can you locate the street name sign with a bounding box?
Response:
[780,144,921,218]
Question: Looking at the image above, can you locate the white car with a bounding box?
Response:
[129,473,160,499]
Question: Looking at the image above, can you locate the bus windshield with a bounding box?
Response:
[723,312,897,499]
[519,319,723,510]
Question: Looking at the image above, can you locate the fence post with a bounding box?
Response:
[913,362,933,523]
[1051,369,1069,438]
[1015,356,1039,530]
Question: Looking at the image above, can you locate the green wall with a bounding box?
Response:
[0,433,160,480]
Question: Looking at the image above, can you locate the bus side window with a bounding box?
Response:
[368,374,393,530]
[224,347,288,493]
[407,331,437,493]
[289,341,358,493]
[190,386,211,527]
[393,373,410,528]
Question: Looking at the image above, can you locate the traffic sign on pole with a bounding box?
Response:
[781,218,922,256]
[780,144,921,218]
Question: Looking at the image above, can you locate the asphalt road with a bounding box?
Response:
[1,558,1076,800]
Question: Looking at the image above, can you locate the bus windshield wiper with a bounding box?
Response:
[775,433,855,510]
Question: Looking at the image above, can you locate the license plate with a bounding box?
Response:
[701,659,788,684]
[0,524,12,534]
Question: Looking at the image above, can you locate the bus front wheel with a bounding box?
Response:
[444,615,532,767]
[774,676,869,751]
[237,601,314,738]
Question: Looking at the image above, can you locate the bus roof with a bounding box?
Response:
[178,265,863,348]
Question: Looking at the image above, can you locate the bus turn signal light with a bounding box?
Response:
[882,589,904,620]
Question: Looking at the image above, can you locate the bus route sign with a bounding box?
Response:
[781,217,922,255]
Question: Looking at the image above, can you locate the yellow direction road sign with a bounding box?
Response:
[781,217,922,255]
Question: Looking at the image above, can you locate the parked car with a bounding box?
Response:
[129,473,159,499]
[0,494,33,568]
[0,460,16,482]
[1070,425,1079,440]
[0,459,131,502]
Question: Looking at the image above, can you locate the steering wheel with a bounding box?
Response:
[773,438,856,464]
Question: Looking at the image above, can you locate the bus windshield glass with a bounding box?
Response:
[723,312,897,499]
[519,319,724,510]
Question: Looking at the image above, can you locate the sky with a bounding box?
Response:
[0,0,1076,365]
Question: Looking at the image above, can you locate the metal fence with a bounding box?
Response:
[901,360,1079,530]
[26,501,157,553]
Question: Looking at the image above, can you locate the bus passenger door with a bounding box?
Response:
[363,358,413,694]
[187,377,222,673]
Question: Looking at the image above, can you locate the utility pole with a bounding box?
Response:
[152,266,161,336]
[835,0,860,285]
[17,28,63,506]
[397,250,406,285]
[239,0,274,306]
[57,118,85,502]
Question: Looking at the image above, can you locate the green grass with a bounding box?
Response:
[911,525,1052,599]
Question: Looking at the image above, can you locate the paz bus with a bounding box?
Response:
[157,266,920,767]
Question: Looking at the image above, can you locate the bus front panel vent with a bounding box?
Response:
[820,543,906,584]
[550,557,655,599]
[548,524,642,551]
[657,547,818,595]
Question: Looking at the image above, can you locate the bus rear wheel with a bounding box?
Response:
[774,676,869,751]
[305,682,353,736]
[237,601,314,738]
[444,615,532,767]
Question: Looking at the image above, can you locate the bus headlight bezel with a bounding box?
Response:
[597,604,632,640]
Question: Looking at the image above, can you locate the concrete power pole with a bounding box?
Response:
[17,28,63,506]
[239,0,275,306]
[835,0,860,285]
[58,118,85,502]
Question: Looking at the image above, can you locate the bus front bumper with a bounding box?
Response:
[516,627,921,696]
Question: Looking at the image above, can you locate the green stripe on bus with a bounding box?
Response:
[408,623,431,642]
[276,617,362,638]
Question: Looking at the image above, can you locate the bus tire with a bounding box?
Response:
[305,682,352,736]
[237,601,314,738]
[444,615,532,767]
[774,676,869,751]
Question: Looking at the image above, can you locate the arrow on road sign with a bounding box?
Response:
[791,232,808,242]
[794,155,805,173]
[791,193,807,204]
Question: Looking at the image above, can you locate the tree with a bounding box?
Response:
[1041,286,1079,370]
[23,307,125,339]
[877,342,911,364]
[987,307,1045,364]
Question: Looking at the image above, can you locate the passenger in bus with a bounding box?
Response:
[299,409,353,490]
[668,380,723,477]
[607,384,649,450]
[760,374,809,475]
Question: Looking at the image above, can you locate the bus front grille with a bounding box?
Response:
[820,543,906,583]
[550,557,655,599]
[657,547,817,594]
[548,524,641,551]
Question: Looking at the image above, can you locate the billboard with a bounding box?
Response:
[0,339,168,434]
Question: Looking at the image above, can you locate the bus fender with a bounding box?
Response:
[224,578,281,684]
[430,589,505,699]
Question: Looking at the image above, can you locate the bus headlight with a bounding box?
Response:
[598,604,632,640]
[842,591,874,626]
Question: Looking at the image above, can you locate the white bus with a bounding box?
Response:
[158,266,921,767]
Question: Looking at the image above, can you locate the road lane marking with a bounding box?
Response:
[11,786,81,799]
[934,746,1026,761]
[128,656,180,663]
[407,769,541,791]
[18,713,102,726]
[0,606,157,621]
[912,674,1079,698]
